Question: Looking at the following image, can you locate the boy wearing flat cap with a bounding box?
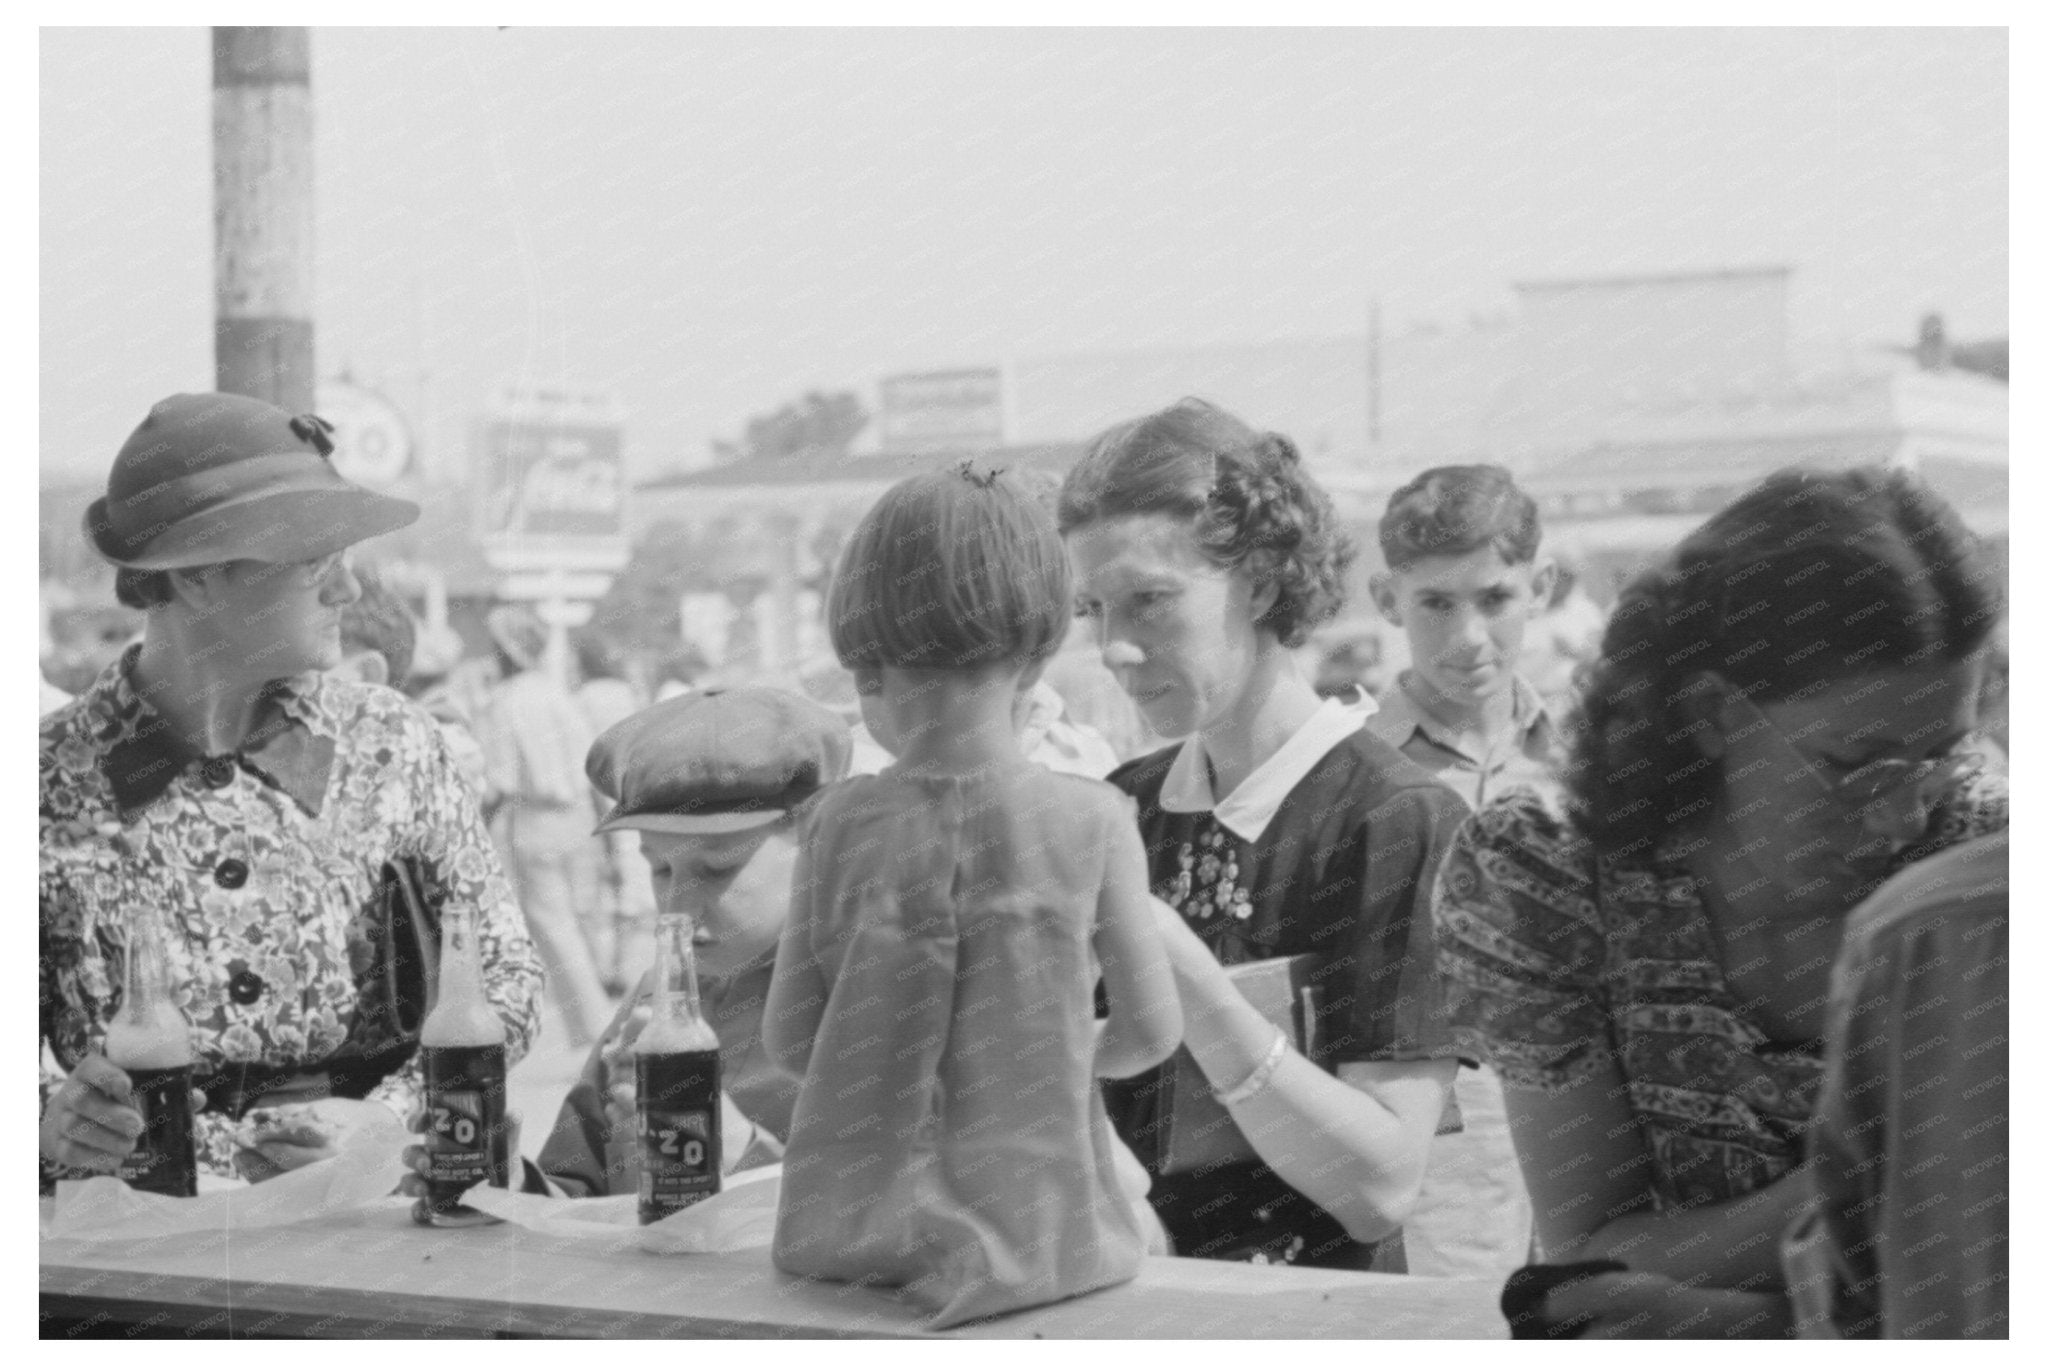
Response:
[40,393,543,1190]
[528,687,853,1196]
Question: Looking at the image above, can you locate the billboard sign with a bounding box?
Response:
[878,368,1005,454]
[478,399,625,545]
[476,393,629,593]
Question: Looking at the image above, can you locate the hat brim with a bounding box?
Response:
[593,807,788,837]
[87,485,420,570]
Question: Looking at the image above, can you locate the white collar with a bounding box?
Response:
[1159,691,1377,843]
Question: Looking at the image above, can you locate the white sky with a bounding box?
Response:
[39,25,2007,481]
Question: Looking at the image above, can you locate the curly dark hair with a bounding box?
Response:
[1568,465,2002,861]
[1055,397,1354,648]
[1378,464,1541,571]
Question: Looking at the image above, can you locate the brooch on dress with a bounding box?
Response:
[1173,827,1255,921]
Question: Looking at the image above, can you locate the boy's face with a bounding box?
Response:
[1371,547,1553,709]
[636,826,795,980]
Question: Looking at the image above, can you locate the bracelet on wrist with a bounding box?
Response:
[1215,1026,1290,1107]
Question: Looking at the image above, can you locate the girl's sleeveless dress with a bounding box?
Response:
[771,761,1146,1327]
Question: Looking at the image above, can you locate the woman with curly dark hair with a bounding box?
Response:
[1434,465,2006,1336]
[1060,398,1472,1270]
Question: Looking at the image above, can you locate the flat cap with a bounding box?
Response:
[586,687,852,835]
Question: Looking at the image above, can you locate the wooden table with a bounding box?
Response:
[42,1198,1505,1339]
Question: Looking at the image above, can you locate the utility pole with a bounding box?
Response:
[1367,296,1382,449]
[213,27,314,411]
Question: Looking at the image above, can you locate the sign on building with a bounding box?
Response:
[316,380,414,488]
[478,395,625,544]
[878,368,1005,454]
[475,391,630,626]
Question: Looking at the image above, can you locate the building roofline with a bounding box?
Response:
[1512,264,1793,292]
[636,440,1085,491]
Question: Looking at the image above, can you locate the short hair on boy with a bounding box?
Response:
[1378,464,1541,572]
[340,562,418,684]
[827,464,1072,671]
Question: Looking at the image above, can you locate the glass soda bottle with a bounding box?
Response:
[104,903,197,1197]
[415,902,509,1226]
[633,912,721,1224]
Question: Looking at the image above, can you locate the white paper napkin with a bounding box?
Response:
[461,1163,781,1255]
[45,1106,409,1241]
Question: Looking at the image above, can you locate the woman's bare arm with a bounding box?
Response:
[1505,1060,1813,1290]
[760,844,828,1078]
[1153,899,1454,1243]
[1093,817,1182,1078]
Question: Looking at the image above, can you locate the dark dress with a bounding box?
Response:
[1103,728,1471,1268]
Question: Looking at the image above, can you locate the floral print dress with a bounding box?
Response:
[39,646,543,1189]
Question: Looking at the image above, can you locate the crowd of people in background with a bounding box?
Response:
[40,390,2007,1339]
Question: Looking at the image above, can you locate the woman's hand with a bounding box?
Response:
[398,1105,523,1197]
[1144,895,1270,1091]
[39,1055,144,1172]
[1145,894,1455,1243]
[233,1097,389,1183]
[1145,895,1240,1003]
[599,995,655,1137]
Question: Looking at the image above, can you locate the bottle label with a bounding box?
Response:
[115,1065,197,1198]
[423,1044,508,1214]
[636,1051,720,1223]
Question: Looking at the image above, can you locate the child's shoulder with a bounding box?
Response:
[997,770,1144,853]
[802,771,899,824]
[1008,764,1130,808]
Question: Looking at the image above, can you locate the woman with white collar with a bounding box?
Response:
[1060,398,1469,1270]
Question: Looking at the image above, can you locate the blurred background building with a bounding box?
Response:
[40,265,2006,702]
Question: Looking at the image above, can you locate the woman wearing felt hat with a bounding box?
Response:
[38,393,544,1190]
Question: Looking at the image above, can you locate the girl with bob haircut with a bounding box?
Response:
[1061,398,1472,1271]
[1434,465,2007,1337]
[764,465,1181,1327]
[824,461,1072,670]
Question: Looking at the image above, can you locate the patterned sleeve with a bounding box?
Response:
[1431,791,1612,1091]
[39,871,73,1192]
[373,707,545,1118]
[1901,755,2007,864]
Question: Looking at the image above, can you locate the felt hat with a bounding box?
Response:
[587,687,853,835]
[85,393,419,570]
